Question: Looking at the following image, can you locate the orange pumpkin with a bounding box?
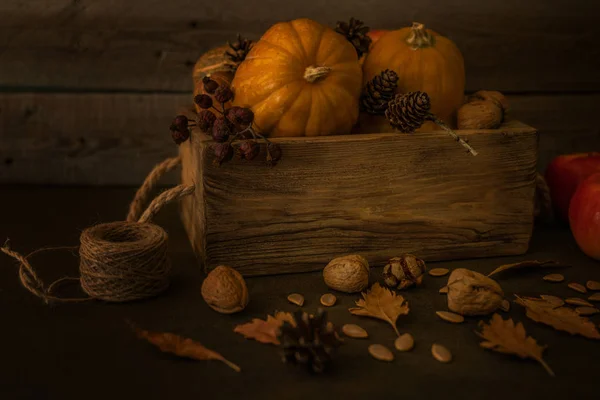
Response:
[231,18,362,137]
[362,22,465,129]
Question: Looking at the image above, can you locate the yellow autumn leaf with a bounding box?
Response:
[514,295,600,340]
[348,282,409,337]
[476,313,554,376]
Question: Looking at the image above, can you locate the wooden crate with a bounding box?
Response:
[179,120,538,276]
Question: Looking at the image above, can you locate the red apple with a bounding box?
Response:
[569,172,600,260]
[544,152,600,222]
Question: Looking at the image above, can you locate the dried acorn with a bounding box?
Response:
[226,106,254,126]
[202,76,219,94]
[169,115,190,144]
[197,110,217,133]
[212,117,232,142]
[383,254,427,290]
[238,141,260,160]
[214,86,234,104]
[194,94,213,109]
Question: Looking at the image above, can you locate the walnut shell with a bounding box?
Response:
[201,265,249,314]
[383,254,426,290]
[468,90,509,113]
[457,100,503,130]
[323,255,370,293]
[446,268,503,316]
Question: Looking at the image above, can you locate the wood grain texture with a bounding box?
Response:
[0,0,598,92]
[0,93,596,185]
[179,120,538,276]
[0,93,185,185]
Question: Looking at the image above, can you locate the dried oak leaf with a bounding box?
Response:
[349,282,409,337]
[487,260,567,277]
[514,295,600,340]
[129,322,241,372]
[476,313,555,376]
[233,311,295,345]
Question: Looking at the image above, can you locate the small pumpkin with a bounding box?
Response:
[231,18,363,137]
[362,22,465,130]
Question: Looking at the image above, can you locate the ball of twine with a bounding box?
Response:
[1,156,195,304]
[78,221,171,302]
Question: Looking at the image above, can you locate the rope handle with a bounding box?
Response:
[127,156,184,222]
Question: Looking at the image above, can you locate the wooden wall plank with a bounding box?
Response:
[0,93,598,185]
[0,0,598,92]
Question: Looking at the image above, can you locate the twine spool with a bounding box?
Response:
[1,156,194,304]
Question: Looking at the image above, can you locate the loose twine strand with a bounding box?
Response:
[1,156,195,304]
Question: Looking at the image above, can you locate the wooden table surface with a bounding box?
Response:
[1,185,599,400]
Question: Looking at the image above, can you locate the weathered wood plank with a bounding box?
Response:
[0,93,597,185]
[0,93,186,185]
[0,0,598,92]
[180,120,538,276]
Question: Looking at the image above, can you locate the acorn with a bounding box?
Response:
[212,117,232,143]
[214,86,234,104]
[194,94,213,109]
[197,110,217,133]
[238,141,260,160]
[202,76,219,94]
[213,143,234,165]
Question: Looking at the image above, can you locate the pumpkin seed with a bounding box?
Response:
[287,293,304,306]
[369,344,394,362]
[576,306,599,316]
[436,311,464,323]
[500,299,511,312]
[540,294,564,307]
[431,344,452,363]
[394,333,415,352]
[342,324,368,339]
[586,280,600,291]
[429,268,450,277]
[439,286,449,294]
[589,293,600,302]
[320,293,336,307]
[543,273,564,283]
[568,282,587,294]
[565,297,594,307]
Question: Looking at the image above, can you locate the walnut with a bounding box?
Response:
[323,255,370,293]
[468,90,510,114]
[457,100,503,130]
[446,268,503,316]
[201,265,249,314]
[382,254,426,290]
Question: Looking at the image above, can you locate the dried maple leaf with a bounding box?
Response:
[348,282,409,337]
[514,295,600,340]
[129,322,241,372]
[233,311,295,345]
[476,313,555,376]
[487,260,566,277]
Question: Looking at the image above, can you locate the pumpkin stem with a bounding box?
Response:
[406,22,435,49]
[304,66,331,83]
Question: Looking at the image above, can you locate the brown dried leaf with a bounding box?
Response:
[233,311,295,345]
[514,295,600,340]
[487,260,566,277]
[129,322,240,372]
[348,282,409,337]
[476,313,554,376]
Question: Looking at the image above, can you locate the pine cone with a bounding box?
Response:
[278,309,343,373]
[335,17,372,58]
[360,69,399,115]
[226,34,254,71]
[385,91,432,133]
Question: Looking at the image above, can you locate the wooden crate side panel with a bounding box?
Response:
[198,127,538,276]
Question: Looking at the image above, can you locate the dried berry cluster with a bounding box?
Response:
[169,77,282,167]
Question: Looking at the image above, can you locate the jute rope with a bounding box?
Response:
[1,156,194,304]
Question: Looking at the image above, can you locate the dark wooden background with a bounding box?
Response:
[0,0,599,185]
